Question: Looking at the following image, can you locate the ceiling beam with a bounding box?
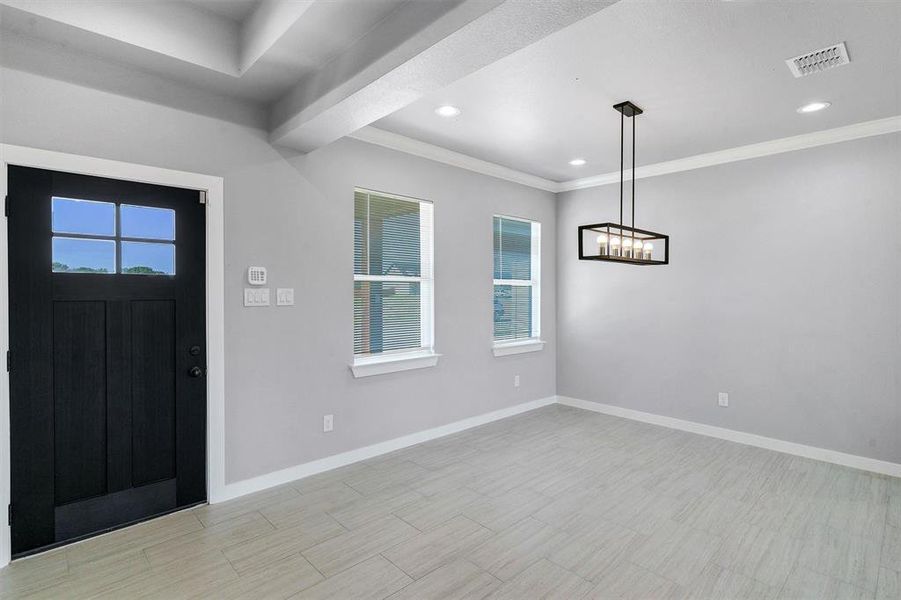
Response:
[239,0,315,75]
[269,0,617,153]
[0,0,240,75]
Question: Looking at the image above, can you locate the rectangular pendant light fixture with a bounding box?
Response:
[578,222,669,264]
[578,101,669,266]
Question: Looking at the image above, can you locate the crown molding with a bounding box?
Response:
[348,116,901,195]
[559,115,901,192]
[348,126,561,193]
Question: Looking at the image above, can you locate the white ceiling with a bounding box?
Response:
[0,0,417,104]
[375,0,901,182]
[0,0,613,153]
[188,0,260,23]
[0,0,897,180]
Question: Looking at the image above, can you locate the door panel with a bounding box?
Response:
[131,299,176,486]
[8,165,207,557]
[54,479,176,542]
[53,300,108,506]
[106,300,132,494]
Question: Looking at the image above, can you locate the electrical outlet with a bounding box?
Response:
[718,392,729,407]
[323,414,334,432]
[514,375,520,388]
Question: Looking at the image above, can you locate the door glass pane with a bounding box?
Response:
[121,205,175,240]
[121,242,175,275]
[52,237,116,274]
[52,197,116,236]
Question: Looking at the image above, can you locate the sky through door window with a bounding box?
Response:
[51,197,176,275]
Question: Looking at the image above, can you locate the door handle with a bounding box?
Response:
[189,366,203,378]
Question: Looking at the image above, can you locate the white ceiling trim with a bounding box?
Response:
[350,116,901,195]
[559,115,901,192]
[349,126,560,193]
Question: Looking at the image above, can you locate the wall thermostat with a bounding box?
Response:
[247,266,267,285]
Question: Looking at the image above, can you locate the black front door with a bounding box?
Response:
[7,166,207,557]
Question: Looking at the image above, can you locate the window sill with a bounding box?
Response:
[492,339,546,357]
[350,351,441,378]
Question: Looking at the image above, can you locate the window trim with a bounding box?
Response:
[351,188,436,376]
[351,349,442,378]
[492,214,543,354]
[492,338,546,357]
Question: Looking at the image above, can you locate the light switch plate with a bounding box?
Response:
[276,288,295,306]
[244,287,270,307]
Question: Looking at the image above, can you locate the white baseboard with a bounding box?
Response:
[213,395,556,503]
[557,396,901,479]
[215,392,899,505]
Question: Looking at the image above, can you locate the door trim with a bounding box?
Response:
[0,144,226,568]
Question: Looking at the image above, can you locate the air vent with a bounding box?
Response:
[786,42,850,78]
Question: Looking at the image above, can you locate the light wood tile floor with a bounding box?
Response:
[2,405,899,599]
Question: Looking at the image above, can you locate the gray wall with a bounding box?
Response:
[557,133,901,463]
[0,67,557,483]
[3,64,898,487]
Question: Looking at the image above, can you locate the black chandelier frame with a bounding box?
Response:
[578,100,669,266]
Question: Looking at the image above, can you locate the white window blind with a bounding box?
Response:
[493,216,540,343]
[354,189,433,357]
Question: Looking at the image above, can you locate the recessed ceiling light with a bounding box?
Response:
[435,105,461,117]
[797,101,831,114]
[569,158,587,166]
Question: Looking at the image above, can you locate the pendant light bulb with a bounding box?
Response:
[609,236,621,257]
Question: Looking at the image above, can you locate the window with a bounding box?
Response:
[493,215,543,356]
[51,197,175,275]
[352,189,436,376]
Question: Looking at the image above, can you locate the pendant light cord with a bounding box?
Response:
[631,111,636,233]
[619,110,624,229]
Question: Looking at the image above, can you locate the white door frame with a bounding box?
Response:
[0,144,226,567]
